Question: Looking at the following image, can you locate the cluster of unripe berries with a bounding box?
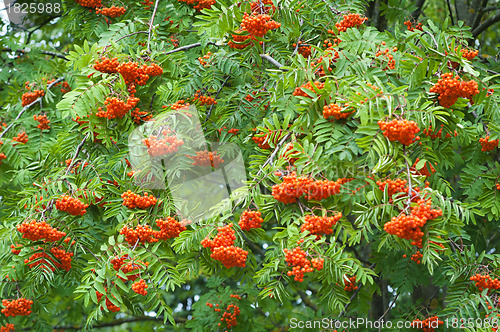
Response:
[12,131,28,145]
[301,213,342,238]
[429,73,479,108]
[190,150,224,168]
[411,316,443,332]
[21,89,44,106]
[194,91,217,106]
[384,199,443,248]
[470,274,500,292]
[121,190,157,209]
[56,195,89,216]
[271,172,353,204]
[131,278,148,296]
[378,118,420,145]
[241,12,281,38]
[1,298,33,317]
[17,220,65,242]
[142,130,184,157]
[25,246,74,271]
[293,81,325,98]
[331,13,367,33]
[323,103,354,120]
[283,245,323,282]
[479,136,499,152]
[238,210,264,230]
[95,6,126,17]
[202,223,248,268]
[33,114,50,130]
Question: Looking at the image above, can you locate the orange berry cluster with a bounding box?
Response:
[284,246,322,282]
[411,251,423,264]
[198,51,212,67]
[293,40,311,58]
[1,298,33,317]
[132,278,148,296]
[120,224,159,246]
[190,150,224,168]
[65,159,89,174]
[21,89,44,106]
[457,47,478,61]
[56,195,89,216]
[33,114,50,130]
[312,41,340,76]
[167,99,191,110]
[75,0,101,8]
[12,131,28,145]
[178,0,215,10]
[333,13,367,33]
[0,323,14,332]
[10,244,21,255]
[221,304,241,329]
[412,158,436,177]
[202,224,248,268]
[95,6,126,17]
[131,108,152,124]
[25,246,73,271]
[404,20,423,31]
[142,131,184,157]
[219,127,239,135]
[343,275,358,291]
[113,61,163,86]
[496,183,500,190]
[376,178,408,198]
[301,212,342,238]
[422,125,457,139]
[412,316,444,332]
[194,91,217,106]
[95,289,120,312]
[238,210,264,231]
[251,130,275,149]
[154,217,187,240]
[142,0,154,9]
[384,199,443,248]
[111,256,149,281]
[17,220,66,242]
[241,12,281,38]
[470,274,500,292]
[250,0,275,14]
[97,95,140,119]
[272,172,353,204]
[228,29,257,49]
[378,119,420,146]
[0,122,6,131]
[293,81,325,98]
[323,103,354,120]
[429,73,479,108]
[93,57,119,73]
[121,190,157,209]
[479,136,499,152]
[0,153,5,164]
[375,45,398,70]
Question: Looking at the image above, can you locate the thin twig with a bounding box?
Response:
[256,133,291,177]
[320,0,340,14]
[0,77,64,140]
[147,0,161,52]
[162,42,217,55]
[203,75,230,126]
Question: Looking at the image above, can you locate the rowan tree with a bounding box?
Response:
[0,0,500,331]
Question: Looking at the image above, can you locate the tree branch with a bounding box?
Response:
[162,42,218,55]
[147,0,161,52]
[297,290,318,311]
[260,54,288,71]
[0,77,64,140]
[472,12,500,37]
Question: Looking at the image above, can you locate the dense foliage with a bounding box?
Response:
[1,0,500,331]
